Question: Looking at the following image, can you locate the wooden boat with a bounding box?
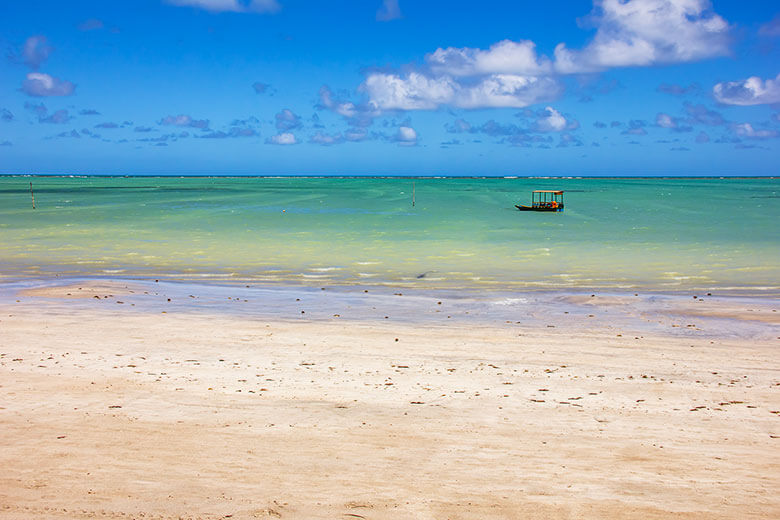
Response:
[516,190,564,212]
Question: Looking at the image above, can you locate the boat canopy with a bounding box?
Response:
[532,190,564,194]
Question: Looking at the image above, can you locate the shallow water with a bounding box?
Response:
[0,176,777,293]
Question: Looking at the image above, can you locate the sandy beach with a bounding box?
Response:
[0,281,778,519]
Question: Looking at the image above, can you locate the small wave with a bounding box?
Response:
[492,298,528,306]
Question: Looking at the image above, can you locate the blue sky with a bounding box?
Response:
[0,0,778,175]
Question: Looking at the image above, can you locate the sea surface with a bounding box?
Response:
[0,176,777,294]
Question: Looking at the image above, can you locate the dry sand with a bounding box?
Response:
[1,282,779,519]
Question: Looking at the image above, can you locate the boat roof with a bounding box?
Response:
[533,190,564,194]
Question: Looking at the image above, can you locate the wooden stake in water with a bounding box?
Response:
[29,182,35,209]
[412,181,415,207]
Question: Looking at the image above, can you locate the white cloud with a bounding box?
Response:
[335,0,736,119]
[357,1,730,112]
[345,129,369,141]
[361,72,456,110]
[318,85,380,127]
[396,126,417,144]
[362,72,560,110]
[21,72,75,97]
[427,40,552,77]
[376,0,401,22]
[21,36,53,69]
[456,75,561,109]
[656,113,676,128]
[159,114,210,129]
[417,0,732,79]
[310,131,344,146]
[319,86,358,118]
[713,73,780,106]
[274,109,302,131]
[732,123,778,140]
[267,132,297,145]
[166,0,280,13]
[534,106,577,132]
[554,0,730,73]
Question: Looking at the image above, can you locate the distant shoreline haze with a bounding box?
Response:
[1,174,777,179]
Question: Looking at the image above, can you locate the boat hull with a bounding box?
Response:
[515,205,564,212]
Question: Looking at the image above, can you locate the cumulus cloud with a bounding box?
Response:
[310,131,344,146]
[553,0,730,73]
[166,0,280,13]
[267,132,297,145]
[376,0,402,21]
[427,40,552,77]
[24,102,72,124]
[345,129,370,141]
[533,106,578,132]
[79,109,100,116]
[159,114,210,129]
[362,72,561,110]
[394,126,418,145]
[731,123,779,140]
[24,101,48,117]
[21,72,75,97]
[318,85,381,128]
[655,113,675,128]
[361,72,454,110]
[457,75,561,109]
[19,35,53,69]
[318,85,358,118]
[445,118,473,133]
[713,73,780,106]
[683,103,725,126]
[655,112,691,131]
[695,131,710,143]
[356,1,731,112]
[445,110,581,147]
[274,109,302,131]
[1,109,13,122]
[0,140,12,146]
[40,109,72,124]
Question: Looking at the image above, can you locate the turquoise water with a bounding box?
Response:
[0,176,777,293]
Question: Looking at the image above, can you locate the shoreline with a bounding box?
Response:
[3,277,778,337]
[0,278,778,518]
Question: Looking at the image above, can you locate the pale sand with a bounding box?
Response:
[1,284,779,519]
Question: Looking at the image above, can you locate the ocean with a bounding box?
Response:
[1,176,777,294]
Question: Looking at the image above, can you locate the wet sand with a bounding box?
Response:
[1,281,779,519]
